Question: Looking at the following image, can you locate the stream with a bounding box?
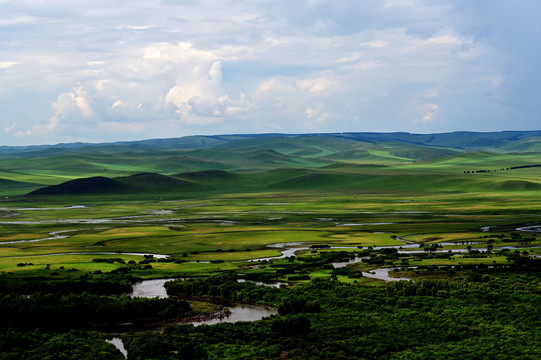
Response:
[331,256,407,281]
[3,206,539,356]
[516,225,541,232]
[107,266,406,356]
[113,230,540,360]
[258,235,541,282]
[130,278,278,326]
[107,278,278,357]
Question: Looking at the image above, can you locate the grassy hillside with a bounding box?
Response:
[25,156,541,197]
[1,131,539,196]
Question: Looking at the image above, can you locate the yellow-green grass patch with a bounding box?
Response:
[406,255,510,267]
[306,269,382,286]
[0,233,52,241]
[294,248,359,257]
[407,232,486,244]
[322,232,403,246]
[0,254,144,273]
[103,230,331,254]
[188,301,224,315]
[144,261,241,277]
[89,226,174,238]
[187,249,282,261]
[303,268,332,279]
[0,233,127,256]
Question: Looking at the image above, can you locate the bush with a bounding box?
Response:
[271,315,311,336]
[278,297,321,314]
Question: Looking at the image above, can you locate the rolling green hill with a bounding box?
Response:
[1,130,539,196]
[0,177,40,192]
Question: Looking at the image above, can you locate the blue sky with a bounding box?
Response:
[0,0,539,145]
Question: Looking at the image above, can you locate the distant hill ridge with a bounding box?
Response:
[3,130,541,154]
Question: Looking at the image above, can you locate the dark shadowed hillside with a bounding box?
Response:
[28,177,128,195]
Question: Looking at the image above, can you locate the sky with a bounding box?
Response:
[0,0,540,145]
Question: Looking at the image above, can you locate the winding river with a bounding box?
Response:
[108,265,407,356]
[132,279,278,325]
[255,228,541,282]
[107,278,278,357]
[130,279,278,325]
[3,206,540,356]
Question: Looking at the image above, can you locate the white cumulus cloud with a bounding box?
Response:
[306,105,331,123]
[0,61,18,69]
[4,123,16,135]
[1,1,539,144]
[422,103,440,123]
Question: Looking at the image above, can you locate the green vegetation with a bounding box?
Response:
[0,293,191,329]
[1,131,540,195]
[0,330,123,360]
[0,131,540,359]
[125,275,541,360]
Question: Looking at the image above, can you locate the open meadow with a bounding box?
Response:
[1,180,540,279]
[1,132,540,359]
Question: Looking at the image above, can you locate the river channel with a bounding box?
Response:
[107,278,278,357]
[130,279,278,326]
[257,231,541,282]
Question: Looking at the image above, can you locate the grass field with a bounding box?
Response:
[1,186,539,280]
[0,132,540,282]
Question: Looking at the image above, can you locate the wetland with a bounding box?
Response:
[1,132,541,359]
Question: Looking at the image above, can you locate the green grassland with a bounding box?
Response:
[0,253,244,279]
[0,131,540,281]
[1,189,539,280]
[405,255,511,267]
[0,131,539,195]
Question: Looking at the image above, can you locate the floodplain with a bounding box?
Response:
[1,188,540,282]
[1,132,540,359]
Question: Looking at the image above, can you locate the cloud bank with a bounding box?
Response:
[0,0,539,144]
